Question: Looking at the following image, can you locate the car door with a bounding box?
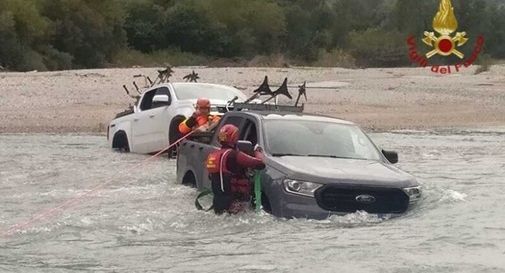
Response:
[147,87,175,151]
[131,88,159,153]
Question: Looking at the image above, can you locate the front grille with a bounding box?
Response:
[315,185,410,214]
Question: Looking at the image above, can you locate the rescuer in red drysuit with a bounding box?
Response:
[206,124,265,214]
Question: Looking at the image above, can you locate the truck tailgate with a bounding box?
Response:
[176,139,218,190]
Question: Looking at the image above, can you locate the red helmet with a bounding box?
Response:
[218,124,239,147]
[196,98,210,109]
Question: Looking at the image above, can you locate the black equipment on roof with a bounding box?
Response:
[261,77,292,104]
[183,70,200,82]
[243,76,273,103]
[295,81,307,107]
[231,102,303,113]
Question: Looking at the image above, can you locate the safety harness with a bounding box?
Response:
[196,149,262,212]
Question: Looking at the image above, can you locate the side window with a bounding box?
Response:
[222,116,243,128]
[152,87,171,108]
[213,115,244,145]
[156,87,170,96]
[241,119,258,146]
[139,89,156,111]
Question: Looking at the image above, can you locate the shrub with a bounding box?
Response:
[348,28,407,67]
[474,53,494,74]
[41,0,127,68]
[247,54,290,67]
[312,49,357,68]
[111,49,209,67]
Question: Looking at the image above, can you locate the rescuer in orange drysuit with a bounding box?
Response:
[178,98,221,134]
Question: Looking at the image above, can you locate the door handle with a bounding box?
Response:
[190,144,195,148]
[198,147,204,151]
[133,118,139,122]
[149,115,155,118]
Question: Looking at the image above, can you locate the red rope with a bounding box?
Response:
[0,129,198,238]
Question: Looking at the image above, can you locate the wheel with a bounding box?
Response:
[168,116,186,158]
[112,131,130,152]
[261,192,272,214]
[251,190,272,214]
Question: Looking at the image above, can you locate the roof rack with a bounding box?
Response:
[231,102,304,113]
[216,76,308,114]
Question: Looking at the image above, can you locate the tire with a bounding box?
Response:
[112,131,130,153]
[168,116,186,158]
[251,190,272,214]
[261,192,272,214]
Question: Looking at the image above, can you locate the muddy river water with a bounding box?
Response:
[0,129,504,272]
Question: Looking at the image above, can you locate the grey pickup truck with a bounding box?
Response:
[176,109,421,219]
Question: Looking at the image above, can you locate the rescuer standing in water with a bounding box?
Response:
[206,124,265,214]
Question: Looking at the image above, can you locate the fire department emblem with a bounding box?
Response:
[422,0,468,59]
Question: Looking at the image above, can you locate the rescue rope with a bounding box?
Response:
[194,189,214,211]
[254,171,262,213]
[195,171,263,213]
[0,127,200,239]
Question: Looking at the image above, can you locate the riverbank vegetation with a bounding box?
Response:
[1,0,504,71]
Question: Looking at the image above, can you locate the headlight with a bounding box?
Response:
[283,179,323,197]
[403,186,422,203]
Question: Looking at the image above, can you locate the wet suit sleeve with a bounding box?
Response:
[178,116,197,134]
[234,151,265,170]
[211,115,221,124]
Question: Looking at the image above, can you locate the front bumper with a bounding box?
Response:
[275,184,419,220]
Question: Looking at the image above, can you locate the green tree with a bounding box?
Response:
[198,0,286,56]
[160,2,231,56]
[124,0,166,52]
[392,0,437,35]
[0,0,51,70]
[2,0,505,71]
[41,0,126,68]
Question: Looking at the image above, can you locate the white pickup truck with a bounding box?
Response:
[107,82,248,154]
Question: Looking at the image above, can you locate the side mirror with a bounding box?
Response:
[237,140,254,155]
[153,94,170,105]
[382,150,398,164]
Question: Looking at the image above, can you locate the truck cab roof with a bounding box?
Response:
[228,110,356,126]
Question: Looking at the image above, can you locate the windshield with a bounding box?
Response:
[173,83,247,101]
[263,120,382,160]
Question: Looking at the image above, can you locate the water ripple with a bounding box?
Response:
[1,132,504,272]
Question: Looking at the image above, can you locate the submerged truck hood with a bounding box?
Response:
[267,156,417,188]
